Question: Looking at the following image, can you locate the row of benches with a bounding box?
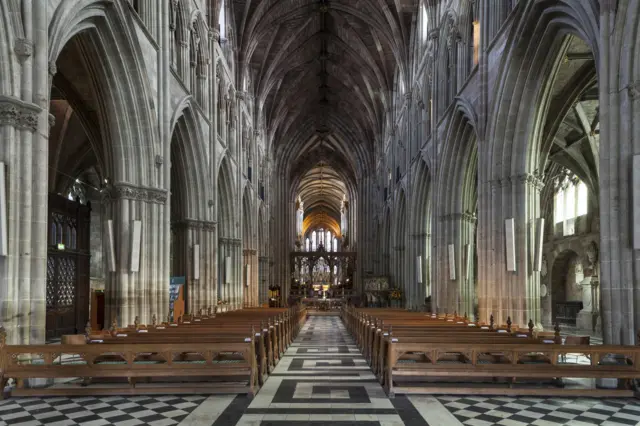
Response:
[341,307,640,398]
[0,306,307,398]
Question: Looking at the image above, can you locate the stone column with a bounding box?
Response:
[176,1,190,86]
[102,183,170,327]
[233,238,242,309]
[173,219,216,314]
[356,173,376,293]
[0,95,44,344]
[88,197,105,291]
[169,0,178,68]
[189,25,199,95]
[271,172,293,305]
[0,0,49,344]
[410,233,430,310]
[243,249,258,307]
[478,173,544,328]
[435,213,476,316]
[135,0,155,38]
[258,256,269,305]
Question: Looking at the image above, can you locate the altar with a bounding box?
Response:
[289,247,355,304]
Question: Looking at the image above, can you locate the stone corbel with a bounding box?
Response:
[516,172,545,191]
[14,38,33,61]
[627,81,640,100]
[0,95,41,132]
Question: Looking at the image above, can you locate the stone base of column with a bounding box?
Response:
[1,299,46,345]
[576,310,600,334]
[596,378,619,389]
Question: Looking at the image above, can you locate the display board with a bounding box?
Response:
[169,276,185,321]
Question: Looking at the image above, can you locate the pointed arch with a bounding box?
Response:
[170,97,211,221]
[487,0,600,177]
[412,158,433,299]
[48,0,159,185]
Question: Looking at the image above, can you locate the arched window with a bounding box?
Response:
[218,0,226,40]
[333,237,338,252]
[554,178,588,236]
[305,238,310,252]
[312,231,317,251]
[421,3,429,43]
[326,231,331,250]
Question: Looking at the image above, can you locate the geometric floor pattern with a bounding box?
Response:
[0,395,208,426]
[1,315,639,425]
[438,395,640,426]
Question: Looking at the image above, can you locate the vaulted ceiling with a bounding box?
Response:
[231,0,413,182]
[297,162,347,222]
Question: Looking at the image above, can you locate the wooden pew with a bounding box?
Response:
[342,306,640,398]
[383,340,640,398]
[69,305,306,386]
[0,327,258,398]
[80,324,271,386]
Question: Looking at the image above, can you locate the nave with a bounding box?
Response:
[1,315,639,426]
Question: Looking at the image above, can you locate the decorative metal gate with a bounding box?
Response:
[46,194,91,340]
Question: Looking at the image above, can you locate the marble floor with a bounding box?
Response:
[1,315,639,425]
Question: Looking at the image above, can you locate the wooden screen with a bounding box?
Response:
[46,193,91,340]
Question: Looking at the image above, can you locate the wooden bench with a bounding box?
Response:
[0,328,258,398]
[78,324,271,386]
[383,340,640,398]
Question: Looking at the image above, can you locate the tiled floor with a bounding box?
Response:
[1,315,639,425]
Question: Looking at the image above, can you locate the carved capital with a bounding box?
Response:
[219,237,242,246]
[0,95,41,132]
[439,212,477,224]
[516,173,545,191]
[490,173,545,191]
[107,182,168,205]
[49,113,55,129]
[417,99,425,110]
[173,219,217,231]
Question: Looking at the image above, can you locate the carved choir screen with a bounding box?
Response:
[290,249,355,304]
[46,193,91,340]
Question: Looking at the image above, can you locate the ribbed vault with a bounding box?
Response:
[231,0,413,184]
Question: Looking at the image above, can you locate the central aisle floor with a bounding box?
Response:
[220,314,428,426]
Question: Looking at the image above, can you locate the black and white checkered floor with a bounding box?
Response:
[1,316,639,425]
